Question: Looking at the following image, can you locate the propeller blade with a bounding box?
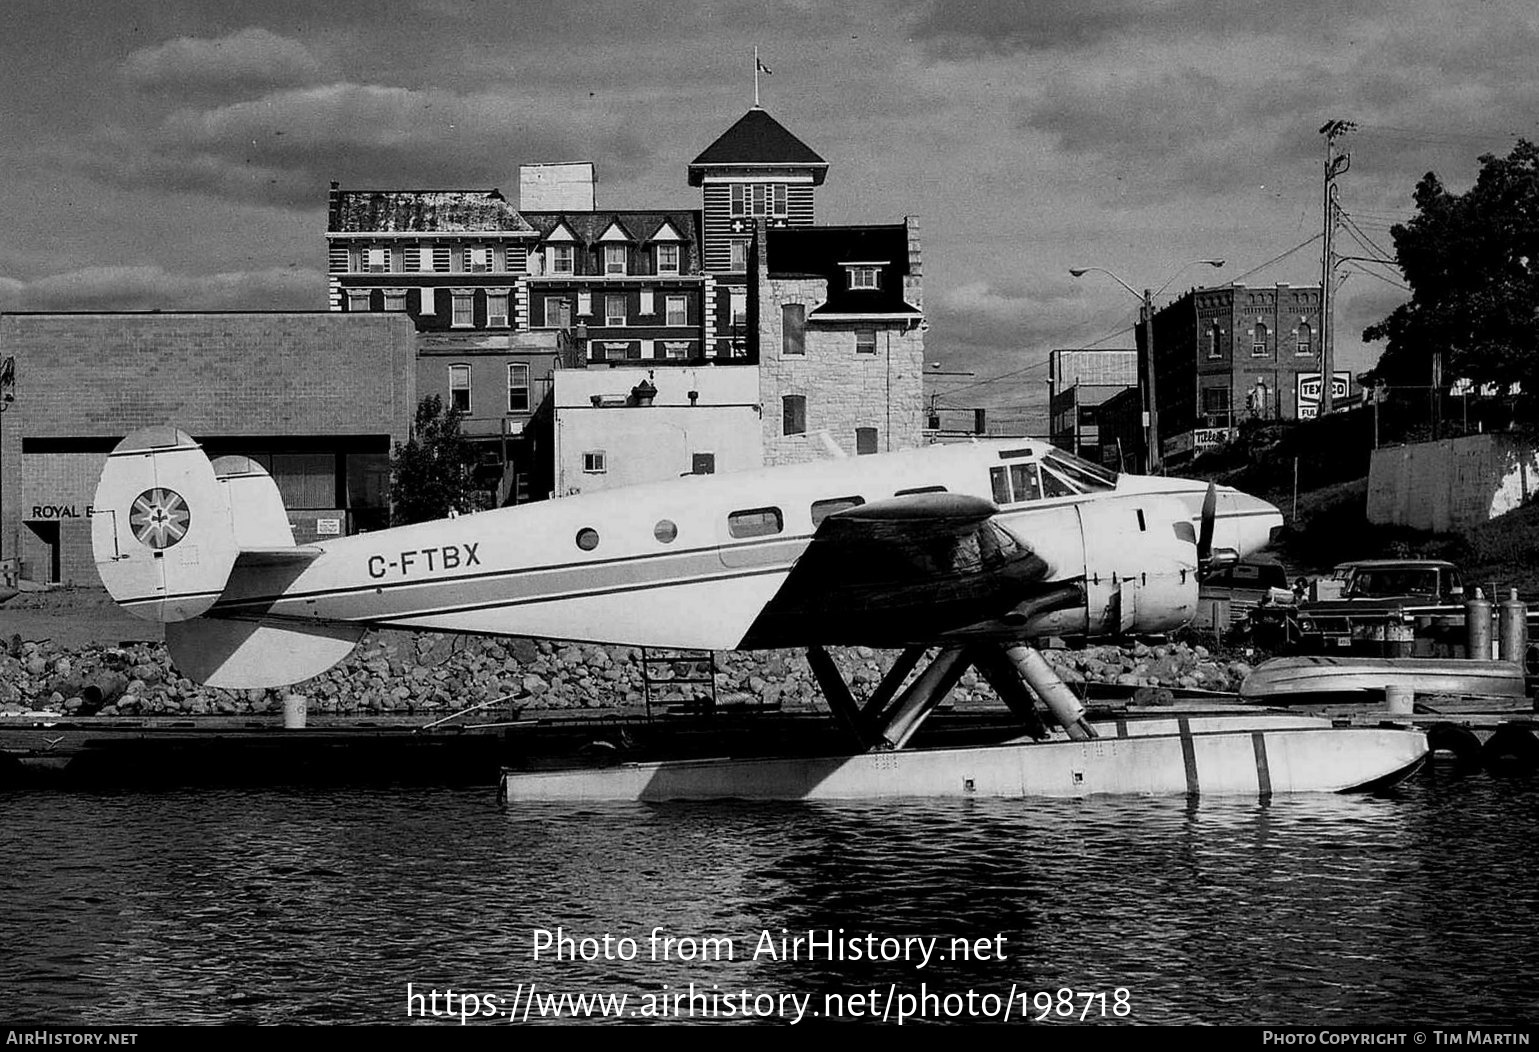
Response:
[1197,482,1217,566]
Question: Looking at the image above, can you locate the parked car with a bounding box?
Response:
[1198,556,1292,633]
[1294,559,1466,654]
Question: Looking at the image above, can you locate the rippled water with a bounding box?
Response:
[3,768,1537,1026]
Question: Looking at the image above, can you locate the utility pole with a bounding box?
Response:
[1319,119,1356,415]
[1142,288,1159,474]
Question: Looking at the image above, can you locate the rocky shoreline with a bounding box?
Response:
[0,630,1254,718]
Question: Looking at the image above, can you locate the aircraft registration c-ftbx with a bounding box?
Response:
[91,426,1428,800]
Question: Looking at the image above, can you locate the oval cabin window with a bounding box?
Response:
[576,528,600,551]
[654,520,678,543]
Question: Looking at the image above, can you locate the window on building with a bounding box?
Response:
[433,246,452,271]
[855,330,877,355]
[549,245,574,275]
[855,427,879,455]
[1297,322,1313,356]
[692,453,716,475]
[666,295,688,326]
[508,364,530,413]
[604,294,626,327]
[783,394,807,435]
[1201,387,1232,421]
[848,266,880,290]
[1207,323,1222,359]
[603,244,627,275]
[782,303,805,356]
[662,341,690,359]
[656,243,680,275]
[487,290,510,327]
[582,451,606,474]
[382,289,407,312]
[346,289,372,313]
[730,289,747,327]
[729,240,748,272]
[416,246,435,272]
[577,290,592,315]
[728,507,783,538]
[732,183,788,217]
[449,365,471,413]
[544,297,571,329]
[468,246,491,272]
[452,291,475,328]
[366,247,388,272]
[639,288,654,315]
[1252,322,1269,357]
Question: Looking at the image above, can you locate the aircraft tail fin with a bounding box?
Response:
[92,427,244,622]
[92,428,320,622]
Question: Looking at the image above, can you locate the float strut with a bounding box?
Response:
[971,646,1051,740]
[1002,644,1096,741]
[877,646,972,751]
[805,646,874,749]
[861,646,926,721]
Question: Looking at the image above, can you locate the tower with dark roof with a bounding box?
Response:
[688,107,827,358]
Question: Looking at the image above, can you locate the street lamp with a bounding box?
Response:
[1069,259,1225,473]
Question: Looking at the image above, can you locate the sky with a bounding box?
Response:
[4,0,1538,428]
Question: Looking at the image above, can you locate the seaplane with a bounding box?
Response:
[90,426,1428,801]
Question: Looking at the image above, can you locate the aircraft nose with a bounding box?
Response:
[1222,489,1285,557]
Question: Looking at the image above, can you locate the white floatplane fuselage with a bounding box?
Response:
[89,429,1429,799]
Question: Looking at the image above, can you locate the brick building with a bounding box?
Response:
[1047,349,1136,461]
[0,312,415,585]
[1144,283,1346,445]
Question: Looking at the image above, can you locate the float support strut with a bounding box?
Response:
[805,646,874,749]
[972,646,1051,740]
[877,645,972,750]
[1003,644,1096,740]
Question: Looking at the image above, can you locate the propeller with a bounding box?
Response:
[1197,481,1217,570]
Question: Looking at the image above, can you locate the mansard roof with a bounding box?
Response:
[766,224,920,317]
[687,108,828,185]
[329,188,538,234]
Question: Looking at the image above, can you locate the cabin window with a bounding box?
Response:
[728,507,783,539]
[576,528,600,551]
[811,496,864,528]
[654,520,678,543]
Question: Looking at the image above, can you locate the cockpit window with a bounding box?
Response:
[1043,450,1118,491]
[990,464,1053,504]
[1038,467,1077,498]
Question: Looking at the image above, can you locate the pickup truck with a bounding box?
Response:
[1291,559,1466,655]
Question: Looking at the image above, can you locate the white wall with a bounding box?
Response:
[1367,433,1539,532]
[552,367,763,495]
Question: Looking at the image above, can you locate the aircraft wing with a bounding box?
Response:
[737,492,1067,648]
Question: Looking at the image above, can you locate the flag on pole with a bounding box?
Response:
[756,56,773,75]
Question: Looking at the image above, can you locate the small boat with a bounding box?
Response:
[1239,656,1527,703]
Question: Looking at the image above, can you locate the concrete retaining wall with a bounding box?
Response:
[1367,433,1539,532]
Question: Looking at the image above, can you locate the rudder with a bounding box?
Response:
[92,427,240,622]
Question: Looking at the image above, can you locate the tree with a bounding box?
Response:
[1364,139,1539,405]
[389,395,478,525]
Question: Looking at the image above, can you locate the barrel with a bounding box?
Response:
[1385,684,1414,716]
[282,693,308,730]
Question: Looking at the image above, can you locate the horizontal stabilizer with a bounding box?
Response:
[233,547,325,567]
[166,617,364,689]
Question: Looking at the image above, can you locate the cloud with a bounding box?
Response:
[123,28,329,96]
[78,82,657,209]
[0,265,326,312]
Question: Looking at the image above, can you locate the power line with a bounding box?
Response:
[1228,233,1324,285]
[1342,259,1410,292]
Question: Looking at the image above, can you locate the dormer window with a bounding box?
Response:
[847,265,881,290]
[656,243,680,275]
[549,245,574,275]
[468,246,491,272]
[603,245,628,275]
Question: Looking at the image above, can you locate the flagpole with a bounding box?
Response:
[754,46,760,108]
